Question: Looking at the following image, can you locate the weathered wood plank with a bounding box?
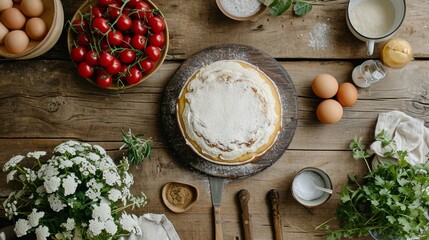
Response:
[1,60,428,150]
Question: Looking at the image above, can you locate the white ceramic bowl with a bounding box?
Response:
[291,167,333,208]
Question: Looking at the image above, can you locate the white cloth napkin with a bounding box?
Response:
[126,214,181,240]
[370,110,429,168]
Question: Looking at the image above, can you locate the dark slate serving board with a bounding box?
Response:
[161,44,298,179]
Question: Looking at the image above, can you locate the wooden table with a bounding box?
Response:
[1,0,429,239]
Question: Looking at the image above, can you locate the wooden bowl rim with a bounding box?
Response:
[67,0,169,90]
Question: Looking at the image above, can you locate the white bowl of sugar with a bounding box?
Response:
[216,0,267,21]
[291,167,333,208]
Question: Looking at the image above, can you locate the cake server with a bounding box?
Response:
[269,189,283,240]
[238,189,253,240]
[209,176,225,240]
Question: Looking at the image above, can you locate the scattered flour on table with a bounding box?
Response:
[220,0,261,17]
[308,23,331,50]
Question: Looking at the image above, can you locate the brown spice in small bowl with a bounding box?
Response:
[162,182,199,213]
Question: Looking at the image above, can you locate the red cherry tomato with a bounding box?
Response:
[71,46,87,62]
[145,45,161,61]
[71,19,87,33]
[77,62,94,78]
[134,2,151,19]
[107,30,123,46]
[107,3,121,19]
[92,17,110,34]
[116,14,132,32]
[121,35,132,48]
[92,6,105,18]
[96,72,113,88]
[148,16,165,33]
[100,52,115,67]
[76,34,89,47]
[149,32,165,47]
[132,19,147,35]
[131,34,146,50]
[119,49,136,64]
[139,59,154,73]
[105,59,121,75]
[99,39,110,52]
[85,50,99,66]
[127,0,141,7]
[126,67,142,84]
[98,0,114,6]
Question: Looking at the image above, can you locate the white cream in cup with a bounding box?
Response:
[291,167,332,207]
[346,0,406,56]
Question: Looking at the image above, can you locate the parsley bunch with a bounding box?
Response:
[327,131,429,239]
[120,129,152,165]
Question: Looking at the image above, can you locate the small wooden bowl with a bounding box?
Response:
[215,0,267,21]
[162,182,199,213]
[0,0,64,59]
[67,0,169,90]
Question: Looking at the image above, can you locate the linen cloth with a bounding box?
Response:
[370,110,429,168]
[126,213,181,240]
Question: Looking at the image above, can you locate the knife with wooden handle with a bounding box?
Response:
[269,189,283,240]
[238,189,253,240]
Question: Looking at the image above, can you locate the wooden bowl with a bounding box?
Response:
[162,182,199,213]
[215,0,267,21]
[0,0,64,59]
[67,0,169,90]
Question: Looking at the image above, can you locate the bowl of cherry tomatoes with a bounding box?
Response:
[68,0,168,89]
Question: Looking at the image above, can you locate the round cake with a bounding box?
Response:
[176,60,282,165]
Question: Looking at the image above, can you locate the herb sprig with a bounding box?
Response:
[259,0,313,16]
[120,129,152,165]
[325,131,429,239]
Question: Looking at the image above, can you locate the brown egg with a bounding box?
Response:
[337,82,358,107]
[2,8,26,30]
[0,0,13,12]
[312,74,339,99]
[20,0,44,17]
[25,17,48,40]
[4,30,29,53]
[0,22,9,44]
[316,99,343,124]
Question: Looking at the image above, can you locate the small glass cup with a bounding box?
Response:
[352,60,386,88]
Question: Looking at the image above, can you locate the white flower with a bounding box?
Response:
[14,219,31,237]
[36,186,46,194]
[123,172,134,188]
[108,189,122,202]
[103,170,120,186]
[23,167,37,182]
[48,194,66,212]
[85,188,101,200]
[93,145,106,156]
[27,151,47,160]
[92,203,112,222]
[44,176,61,193]
[87,152,101,162]
[59,160,73,169]
[119,213,142,235]
[54,144,76,155]
[62,174,78,196]
[6,170,17,183]
[105,219,118,235]
[3,155,25,172]
[71,156,86,165]
[39,164,59,178]
[28,208,45,227]
[61,218,75,231]
[35,225,50,240]
[88,219,104,236]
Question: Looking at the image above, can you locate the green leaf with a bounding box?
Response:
[269,0,292,16]
[293,0,312,16]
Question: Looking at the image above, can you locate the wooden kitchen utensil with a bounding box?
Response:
[238,189,253,240]
[269,189,283,240]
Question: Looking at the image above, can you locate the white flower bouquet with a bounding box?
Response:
[3,140,147,240]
